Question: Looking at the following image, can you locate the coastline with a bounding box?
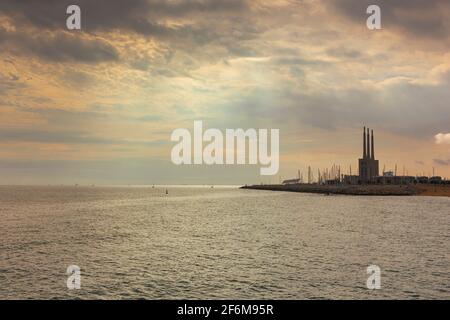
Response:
[240,184,450,197]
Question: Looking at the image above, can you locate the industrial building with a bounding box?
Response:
[359,127,379,182]
[342,127,445,185]
[284,126,446,186]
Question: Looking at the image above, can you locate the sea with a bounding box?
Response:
[0,185,449,299]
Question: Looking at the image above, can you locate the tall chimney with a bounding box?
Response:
[363,127,366,158]
[371,129,375,160]
[367,127,371,159]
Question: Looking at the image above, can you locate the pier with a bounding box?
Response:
[240,184,450,197]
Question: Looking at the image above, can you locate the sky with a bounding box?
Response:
[0,0,450,185]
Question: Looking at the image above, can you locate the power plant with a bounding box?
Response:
[358,127,379,182]
[281,126,446,186]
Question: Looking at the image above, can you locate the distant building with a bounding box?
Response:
[342,175,359,185]
[429,176,442,184]
[383,171,394,177]
[374,175,415,185]
[359,127,379,182]
[292,126,446,186]
[416,176,429,184]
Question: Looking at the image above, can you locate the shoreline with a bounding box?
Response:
[240,184,450,197]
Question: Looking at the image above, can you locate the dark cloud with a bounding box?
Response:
[0,70,27,94]
[0,0,248,36]
[433,158,450,166]
[326,47,363,59]
[61,70,95,87]
[0,27,119,63]
[0,0,256,64]
[220,76,450,140]
[330,0,450,40]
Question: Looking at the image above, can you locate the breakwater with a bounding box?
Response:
[240,184,423,196]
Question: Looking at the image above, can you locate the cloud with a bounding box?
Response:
[435,133,450,144]
[326,47,363,59]
[329,0,450,41]
[1,0,450,182]
[0,27,119,63]
[0,70,27,94]
[0,0,259,68]
[0,127,166,146]
[0,128,119,145]
[61,70,95,87]
[273,57,329,66]
[0,0,249,37]
[220,77,450,139]
[433,158,450,166]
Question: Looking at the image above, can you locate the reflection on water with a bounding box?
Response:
[0,186,449,299]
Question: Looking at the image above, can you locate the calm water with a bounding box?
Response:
[0,185,449,299]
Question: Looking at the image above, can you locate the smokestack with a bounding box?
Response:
[363,127,367,158]
[371,129,375,160]
[367,127,371,159]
